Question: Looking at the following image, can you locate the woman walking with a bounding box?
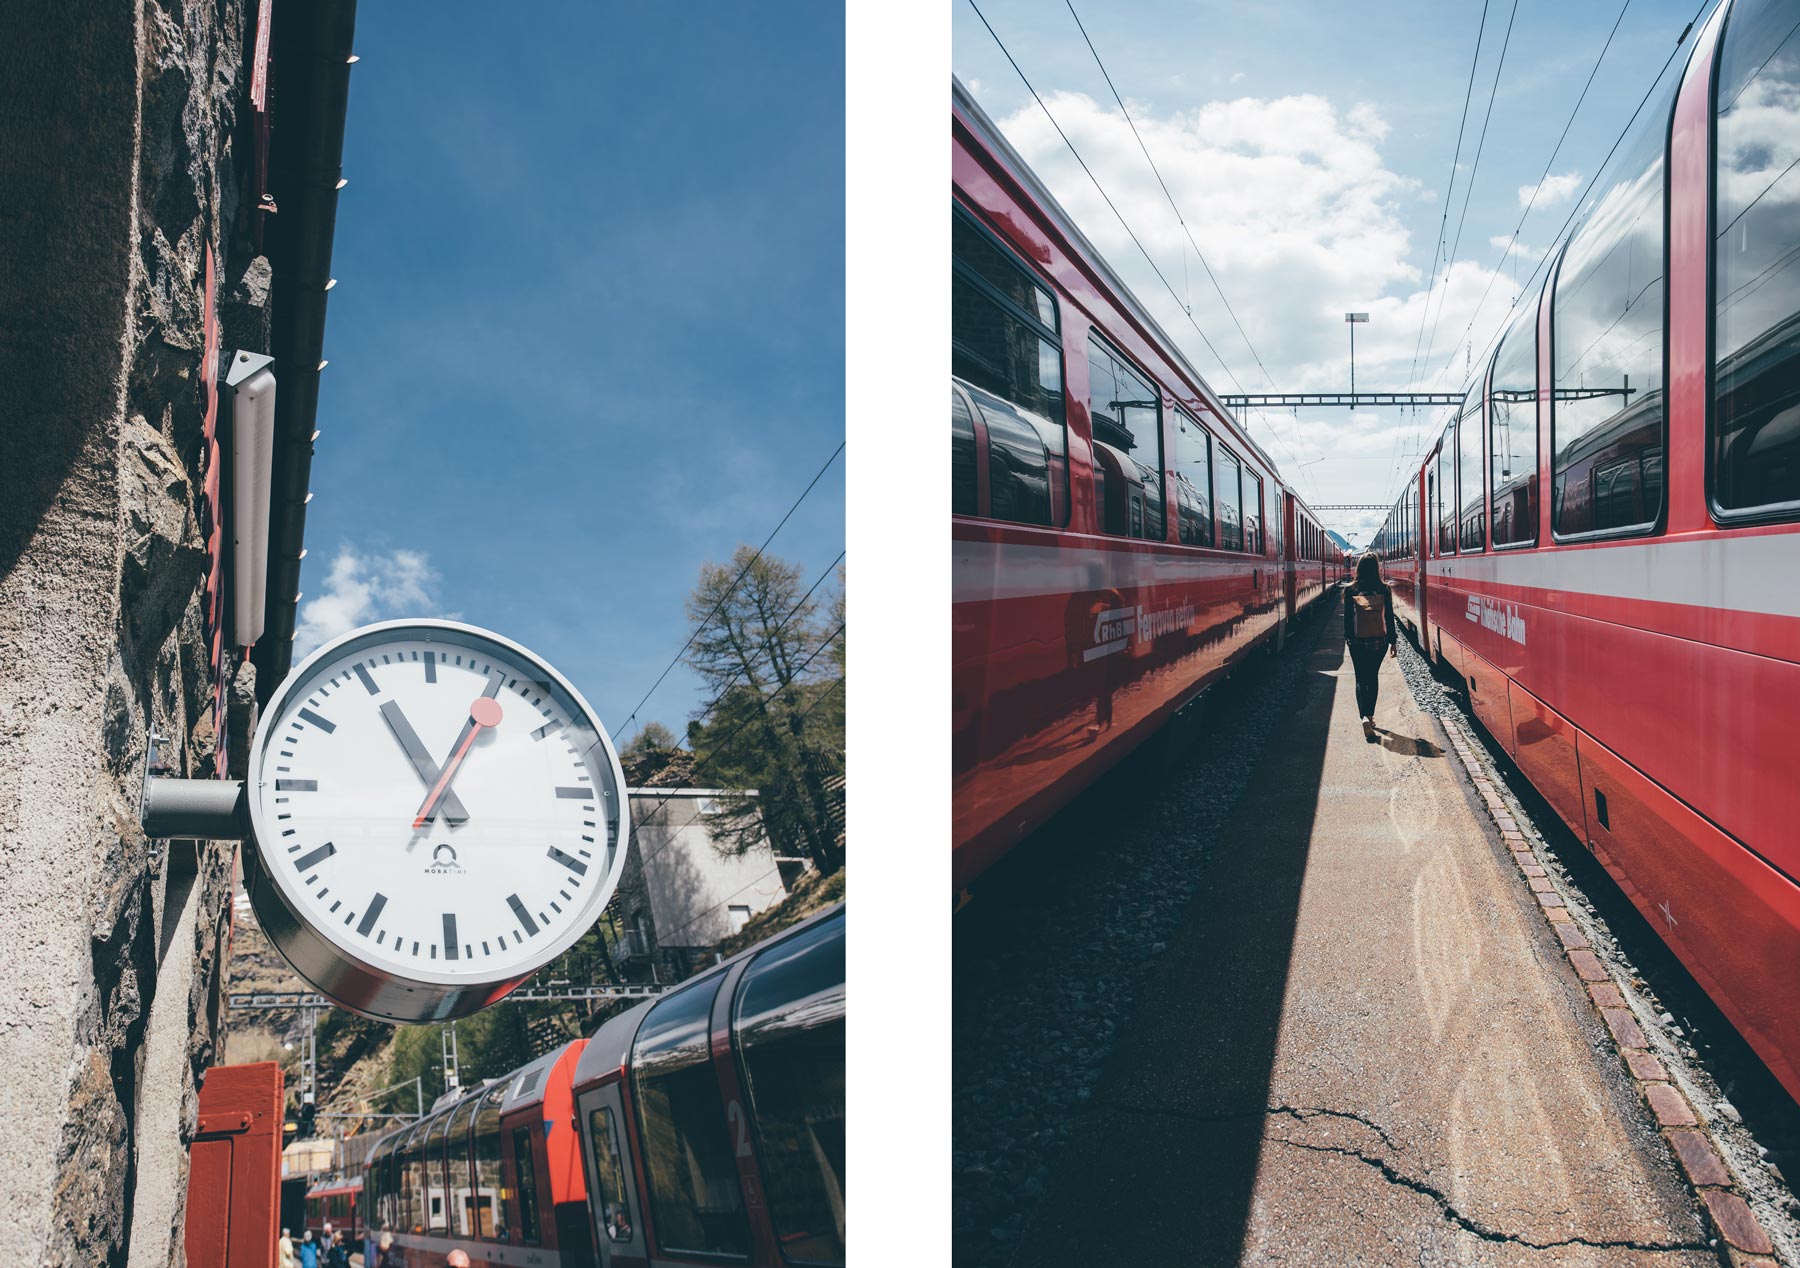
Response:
[1343,552,1397,740]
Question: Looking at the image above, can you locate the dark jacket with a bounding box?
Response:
[1344,583,1396,647]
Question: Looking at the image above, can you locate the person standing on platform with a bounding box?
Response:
[299,1229,320,1268]
[1343,551,1397,740]
[374,1232,404,1268]
[279,1228,296,1268]
[325,1230,351,1268]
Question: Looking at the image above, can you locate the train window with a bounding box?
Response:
[448,1096,479,1236]
[588,1106,634,1244]
[951,385,978,516]
[1174,408,1213,546]
[964,380,1064,527]
[1551,74,1675,538]
[428,1113,451,1234]
[1245,471,1263,555]
[1436,429,1456,554]
[1490,304,1539,546]
[472,1083,507,1240]
[1087,335,1166,540]
[951,207,1065,434]
[398,1123,422,1233]
[1712,0,1800,519]
[513,1126,542,1245]
[1458,387,1485,552]
[1215,447,1243,550]
[733,915,847,1266]
[632,978,752,1259]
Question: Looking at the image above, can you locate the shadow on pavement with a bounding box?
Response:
[1375,727,1442,758]
[1009,611,1344,1266]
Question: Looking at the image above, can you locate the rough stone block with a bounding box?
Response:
[1644,1082,1698,1127]
[1703,1191,1774,1255]
[1666,1129,1730,1187]
[1602,1007,1650,1049]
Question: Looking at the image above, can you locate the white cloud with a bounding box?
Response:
[1489,234,1546,260]
[294,544,452,656]
[1517,169,1581,209]
[991,89,1525,512]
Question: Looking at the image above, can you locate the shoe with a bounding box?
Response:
[1362,717,1376,741]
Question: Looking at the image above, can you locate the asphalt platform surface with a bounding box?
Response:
[1008,609,1715,1266]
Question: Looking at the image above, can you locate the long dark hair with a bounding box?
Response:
[1354,551,1387,593]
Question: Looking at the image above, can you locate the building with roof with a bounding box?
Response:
[608,788,796,983]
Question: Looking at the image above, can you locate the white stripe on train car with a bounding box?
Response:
[1424,531,1800,620]
[953,537,1263,604]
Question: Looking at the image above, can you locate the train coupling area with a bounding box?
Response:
[1002,614,1791,1266]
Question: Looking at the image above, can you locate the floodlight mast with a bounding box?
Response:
[1345,313,1370,401]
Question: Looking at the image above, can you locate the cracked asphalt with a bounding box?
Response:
[1008,607,1715,1266]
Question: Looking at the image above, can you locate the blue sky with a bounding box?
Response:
[298,2,845,742]
[954,0,1710,544]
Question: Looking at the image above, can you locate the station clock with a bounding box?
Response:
[241,619,630,1022]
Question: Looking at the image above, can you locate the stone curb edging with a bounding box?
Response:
[1441,716,1784,1266]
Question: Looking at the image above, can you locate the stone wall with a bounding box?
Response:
[0,1,264,1264]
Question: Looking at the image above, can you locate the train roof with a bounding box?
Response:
[572,901,846,1091]
[363,1040,581,1165]
[952,76,1289,492]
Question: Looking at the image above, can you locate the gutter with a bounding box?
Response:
[253,0,358,701]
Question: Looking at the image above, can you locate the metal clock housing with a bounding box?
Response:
[242,618,630,1022]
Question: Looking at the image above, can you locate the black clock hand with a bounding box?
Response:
[379,700,470,824]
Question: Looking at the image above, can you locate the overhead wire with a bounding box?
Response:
[1417,0,1713,407]
[965,0,1319,496]
[613,440,843,741]
[1391,0,1491,500]
[1390,0,1702,502]
[1061,0,1326,498]
[1419,0,1521,383]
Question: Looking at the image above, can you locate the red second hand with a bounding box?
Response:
[413,696,504,829]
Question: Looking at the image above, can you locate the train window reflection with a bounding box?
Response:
[734,914,847,1265]
[1088,336,1166,541]
[513,1126,542,1244]
[1459,387,1485,552]
[951,386,977,516]
[587,1107,633,1243]
[428,1113,450,1234]
[1712,0,1800,518]
[1551,73,1675,536]
[632,977,751,1259]
[964,380,1063,527]
[472,1084,507,1240]
[448,1096,478,1236]
[1245,470,1263,554]
[1437,429,1456,554]
[1490,303,1539,546]
[951,207,1066,444]
[1216,447,1243,550]
[1174,408,1213,546]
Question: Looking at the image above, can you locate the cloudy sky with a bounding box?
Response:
[954,0,1710,545]
[296,2,844,741]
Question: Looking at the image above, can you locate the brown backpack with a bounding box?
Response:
[1351,591,1387,639]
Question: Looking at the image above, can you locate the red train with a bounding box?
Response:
[1370,0,1800,1102]
[359,904,844,1266]
[951,79,1342,889]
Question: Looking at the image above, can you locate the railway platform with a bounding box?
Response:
[1008,612,1777,1266]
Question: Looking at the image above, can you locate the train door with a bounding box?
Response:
[576,1081,648,1267]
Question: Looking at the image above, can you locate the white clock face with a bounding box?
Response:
[245,619,628,1020]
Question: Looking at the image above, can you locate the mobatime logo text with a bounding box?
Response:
[1466,595,1526,645]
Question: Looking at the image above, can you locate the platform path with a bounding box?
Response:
[1010,610,1716,1266]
